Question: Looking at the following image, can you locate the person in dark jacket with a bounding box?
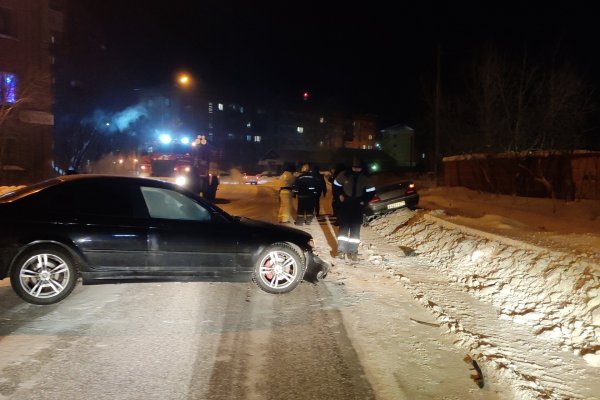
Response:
[311,164,327,218]
[332,157,376,261]
[293,163,319,225]
[205,173,219,201]
[329,163,346,225]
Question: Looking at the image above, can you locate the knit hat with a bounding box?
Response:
[352,157,362,168]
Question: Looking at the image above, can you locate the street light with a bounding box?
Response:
[176,72,193,89]
[178,74,190,85]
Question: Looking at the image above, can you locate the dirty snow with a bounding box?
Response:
[354,185,600,399]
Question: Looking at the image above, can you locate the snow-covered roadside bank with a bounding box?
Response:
[362,209,600,399]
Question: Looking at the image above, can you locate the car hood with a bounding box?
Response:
[236,216,312,242]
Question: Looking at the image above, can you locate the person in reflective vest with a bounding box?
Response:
[332,157,376,261]
[277,164,296,223]
[293,163,319,225]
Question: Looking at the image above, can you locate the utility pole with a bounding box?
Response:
[434,44,441,184]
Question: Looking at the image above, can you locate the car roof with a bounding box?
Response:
[0,174,183,203]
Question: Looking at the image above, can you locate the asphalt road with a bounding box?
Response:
[1,277,378,400]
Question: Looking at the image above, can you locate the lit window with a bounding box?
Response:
[320,117,325,123]
[246,134,252,142]
[297,126,304,133]
[240,107,244,113]
[362,145,366,149]
[218,103,224,111]
[246,122,251,128]
[368,134,373,140]
[1,72,17,103]
[319,141,324,147]
[254,136,261,142]
[227,133,234,140]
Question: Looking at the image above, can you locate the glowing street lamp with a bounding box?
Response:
[176,72,193,89]
[178,74,190,85]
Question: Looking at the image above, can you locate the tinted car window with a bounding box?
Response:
[141,186,210,221]
[38,180,137,217]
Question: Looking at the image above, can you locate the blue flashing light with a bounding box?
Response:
[159,134,172,144]
[1,72,17,103]
[180,137,190,144]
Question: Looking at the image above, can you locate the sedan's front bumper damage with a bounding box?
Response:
[303,252,330,282]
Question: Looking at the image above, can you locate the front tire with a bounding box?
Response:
[11,247,77,305]
[252,243,304,294]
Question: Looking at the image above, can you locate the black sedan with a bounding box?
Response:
[0,175,329,305]
[364,181,419,224]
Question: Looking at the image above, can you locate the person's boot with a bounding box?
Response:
[348,253,358,262]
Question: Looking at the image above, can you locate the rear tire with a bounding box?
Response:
[11,246,77,305]
[252,243,304,294]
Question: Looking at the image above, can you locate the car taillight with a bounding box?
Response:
[369,195,380,203]
[406,183,416,194]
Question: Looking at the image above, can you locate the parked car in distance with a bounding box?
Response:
[243,172,260,185]
[364,181,419,224]
[0,175,329,305]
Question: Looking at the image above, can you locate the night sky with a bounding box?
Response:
[74,1,598,128]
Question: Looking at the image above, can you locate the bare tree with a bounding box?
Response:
[433,47,595,202]
[468,49,593,153]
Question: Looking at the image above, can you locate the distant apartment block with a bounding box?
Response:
[380,124,416,167]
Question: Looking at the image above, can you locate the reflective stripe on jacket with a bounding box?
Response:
[333,170,376,203]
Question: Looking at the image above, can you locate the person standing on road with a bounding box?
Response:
[329,163,346,225]
[293,163,318,225]
[332,157,376,261]
[311,164,327,218]
[205,172,219,201]
[277,164,296,223]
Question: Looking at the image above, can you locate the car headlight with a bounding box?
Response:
[175,175,188,186]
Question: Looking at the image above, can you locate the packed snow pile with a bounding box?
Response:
[351,186,600,398]
[369,210,600,366]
